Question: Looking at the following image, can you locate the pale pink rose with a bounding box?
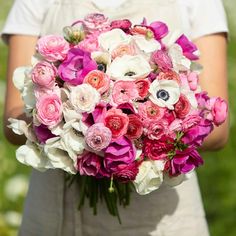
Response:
[111,43,137,59]
[104,108,129,140]
[85,123,112,151]
[83,70,110,94]
[138,101,165,126]
[83,13,110,34]
[36,93,63,128]
[37,35,70,62]
[31,61,57,88]
[210,97,228,126]
[147,119,169,140]
[112,80,139,105]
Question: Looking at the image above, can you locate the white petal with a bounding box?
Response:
[133,35,161,53]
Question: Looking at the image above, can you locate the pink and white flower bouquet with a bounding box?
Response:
[9,13,228,221]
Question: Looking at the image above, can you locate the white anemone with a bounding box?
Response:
[107,54,151,80]
[149,79,180,110]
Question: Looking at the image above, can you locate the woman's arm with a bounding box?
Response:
[3,35,38,145]
[194,33,229,150]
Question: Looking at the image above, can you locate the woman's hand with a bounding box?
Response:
[194,33,229,150]
[4,35,38,145]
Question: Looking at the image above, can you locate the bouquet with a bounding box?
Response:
[9,13,228,221]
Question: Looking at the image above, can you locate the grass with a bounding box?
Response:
[0,1,236,235]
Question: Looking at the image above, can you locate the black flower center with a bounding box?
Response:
[156,89,170,101]
[124,71,136,76]
[97,63,107,72]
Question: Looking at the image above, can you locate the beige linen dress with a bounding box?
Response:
[19,0,210,235]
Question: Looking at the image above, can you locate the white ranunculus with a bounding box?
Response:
[107,55,152,80]
[16,141,52,171]
[69,84,100,113]
[13,67,36,115]
[98,28,132,52]
[149,79,180,110]
[133,35,161,54]
[60,120,86,161]
[44,137,76,174]
[134,160,165,195]
[168,44,191,72]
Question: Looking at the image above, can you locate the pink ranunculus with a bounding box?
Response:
[175,34,199,60]
[76,151,101,176]
[112,80,139,105]
[138,101,165,125]
[151,49,173,72]
[111,43,137,59]
[85,123,112,151]
[167,148,203,176]
[31,61,57,88]
[36,93,63,128]
[36,35,70,62]
[113,162,139,183]
[174,94,191,119]
[146,119,169,140]
[143,136,174,160]
[104,108,129,140]
[126,114,143,140]
[158,71,180,84]
[181,115,201,131]
[58,48,97,85]
[110,19,132,33]
[210,97,228,126]
[83,70,110,94]
[135,79,150,99]
[83,13,110,34]
[104,136,136,173]
[78,33,100,53]
[163,109,176,124]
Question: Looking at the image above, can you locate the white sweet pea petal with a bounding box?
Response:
[163,30,182,47]
[133,35,161,54]
[134,160,165,195]
[149,79,180,110]
[69,84,100,113]
[107,55,151,80]
[44,137,76,174]
[98,28,132,52]
[16,141,52,172]
[63,101,83,123]
[168,44,191,72]
[12,67,31,92]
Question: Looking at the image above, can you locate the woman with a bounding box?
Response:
[1,0,229,235]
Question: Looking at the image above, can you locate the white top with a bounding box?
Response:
[1,0,228,43]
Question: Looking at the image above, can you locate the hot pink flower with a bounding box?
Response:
[135,79,150,99]
[143,136,174,160]
[146,119,169,140]
[126,114,143,140]
[83,70,110,94]
[110,19,132,33]
[85,123,112,151]
[31,61,57,88]
[112,80,139,105]
[151,50,173,71]
[83,13,110,34]
[76,151,101,176]
[36,35,70,62]
[104,108,129,140]
[174,94,191,119]
[36,93,62,128]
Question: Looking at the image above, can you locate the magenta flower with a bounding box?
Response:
[76,151,101,176]
[111,19,132,33]
[168,148,203,176]
[151,50,173,71]
[103,136,136,173]
[58,48,97,85]
[34,124,56,144]
[149,21,169,40]
[176,34,199,60]
[85,123,112,151]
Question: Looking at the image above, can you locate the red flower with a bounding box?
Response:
[135,79,150,99]
[104,108,129,140]
[126,114,143,140]
[174,94,191,119]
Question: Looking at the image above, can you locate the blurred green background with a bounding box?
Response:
[0,0,235,235]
